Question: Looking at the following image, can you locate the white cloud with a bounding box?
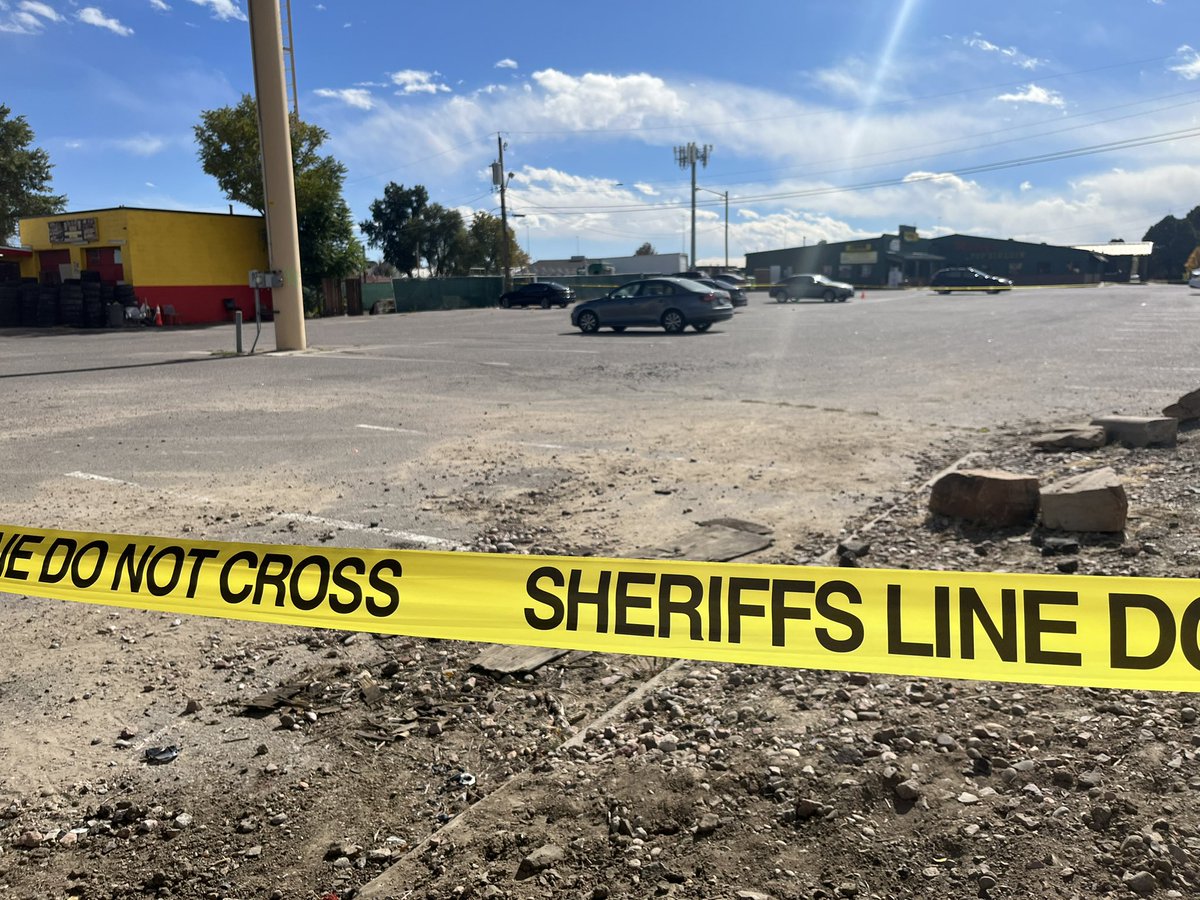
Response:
[188,0,244,22]
[995,84,1065,108]
[1020,181,1032,192]
[314,87,374,110]
[149,0,169,10]
[1169,45,1200,80]
[390,69,451,95]
[0,0,61,32]
[114,134,167,155]
[495,58,518,69]
[78,7,133,36]
[327,65,1200,261]
[964,33,1044,70]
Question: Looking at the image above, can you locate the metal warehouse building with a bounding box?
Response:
[746,226,1122,288]
[16,207,272,324]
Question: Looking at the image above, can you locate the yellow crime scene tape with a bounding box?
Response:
[2,523,1198,692]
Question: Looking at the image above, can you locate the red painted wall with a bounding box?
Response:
[134,285,274,325]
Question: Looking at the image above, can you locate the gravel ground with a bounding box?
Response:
[1,419,1198,900]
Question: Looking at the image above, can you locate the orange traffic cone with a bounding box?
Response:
[153,305,163,326]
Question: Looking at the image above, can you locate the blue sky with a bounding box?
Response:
[3,0,1200,266]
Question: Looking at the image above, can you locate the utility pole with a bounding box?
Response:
[496,135,511,293]
[674,142,712,269]
[248,0,305,351]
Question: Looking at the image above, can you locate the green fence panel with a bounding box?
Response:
[389,277,504,312]
[362,281,395,312]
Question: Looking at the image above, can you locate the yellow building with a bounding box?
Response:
[17,207,271,324]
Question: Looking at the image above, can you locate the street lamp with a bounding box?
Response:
[696,186,729,269]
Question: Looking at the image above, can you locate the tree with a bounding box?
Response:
[422,204,467,277]
[359,182,429,277]
[193,94,364,287]
[1143,214,1198,281]
[634,242,656,256]
[463,211,529,274]
[0,104,66,241]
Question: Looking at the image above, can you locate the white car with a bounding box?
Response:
[1189,269,1200,289]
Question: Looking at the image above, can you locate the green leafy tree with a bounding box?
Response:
[0,104,66,241]
[359,182,429,277]
[463,211,529,274]
[634,242,656,256]
[193,94,364,287]
[422,204,467,277]
[1143,214,1198,281]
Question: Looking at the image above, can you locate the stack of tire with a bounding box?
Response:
[0,282,22,326]
[59,279,84,327]
[19,282,39,326]
[82,282,104,327]
[36,284,57,327]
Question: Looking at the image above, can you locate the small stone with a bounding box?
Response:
[695,813,721,836]
[894,779,921,801]
[1123,870,1157,895]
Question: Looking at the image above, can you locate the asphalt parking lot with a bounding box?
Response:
[0,283,1195,554]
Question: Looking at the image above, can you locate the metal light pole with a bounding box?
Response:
[674,143,712,269]
[697,186,729,269]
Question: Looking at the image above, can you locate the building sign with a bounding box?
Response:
[845,241,875,252]
[841,251,878,265]
[48,218,98,244]
[900,226,919,242]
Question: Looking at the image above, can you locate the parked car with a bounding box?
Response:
[499,281,575,308]
[570,277,734,334]
[714,272,750,290]
[697,277,748,307]
[1189,269,1200,289]
[770,274,854,303]
[929,267,1013,294]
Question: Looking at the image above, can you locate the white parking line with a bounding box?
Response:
[357,424,428,435]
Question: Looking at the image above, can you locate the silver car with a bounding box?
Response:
[570,277,735,334]
[770,273,854,303]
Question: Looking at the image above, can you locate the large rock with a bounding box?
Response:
[1163,387,1200,423]
[928,469,1040,527]
[515,844,565,880]
[1040,467,1128,532]
[1030,426,1107,451]
[1090,415,1177,448]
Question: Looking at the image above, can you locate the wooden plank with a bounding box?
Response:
[641,523,773,562]
[470,644,571,675]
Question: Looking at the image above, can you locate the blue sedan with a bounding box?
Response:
[570,277,735,334]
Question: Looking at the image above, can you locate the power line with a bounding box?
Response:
[518,126,1200,217]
